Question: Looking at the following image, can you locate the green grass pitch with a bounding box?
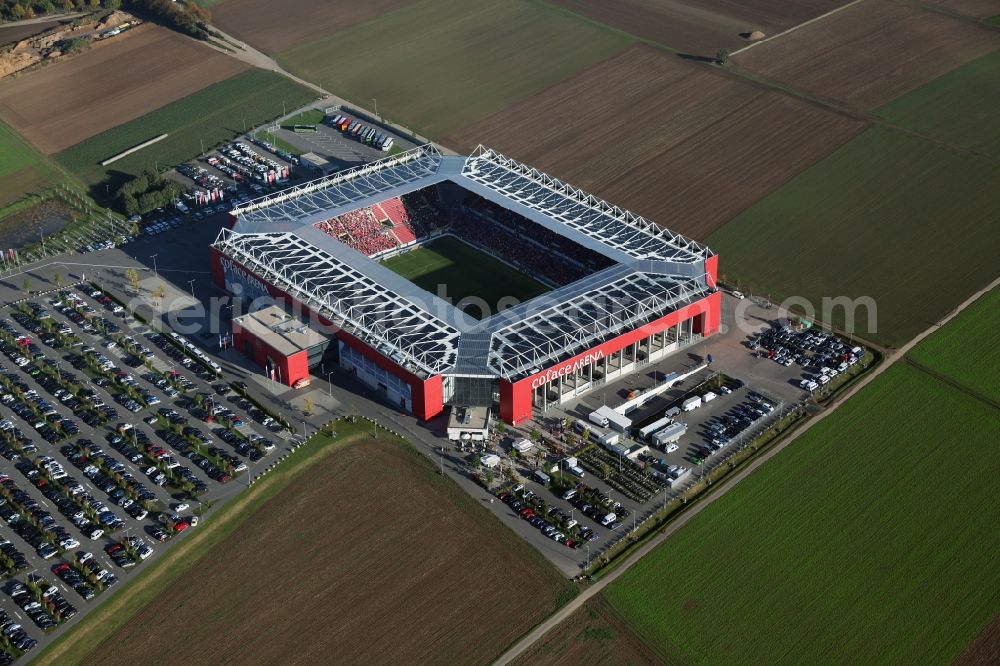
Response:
[381,236,549,319]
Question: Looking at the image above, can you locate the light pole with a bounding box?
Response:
[187,279,196,301]
[150,254,158,277]
[326,371,334,398]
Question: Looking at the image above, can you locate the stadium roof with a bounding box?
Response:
[215,145,717,380]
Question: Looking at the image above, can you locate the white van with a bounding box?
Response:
[601,512,617,526]
[588,412,609,428]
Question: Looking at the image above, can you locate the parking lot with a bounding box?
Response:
[265,107,418,168]
[0,281,291,659]
[450,294,866,573]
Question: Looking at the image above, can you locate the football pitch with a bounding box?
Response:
[381,236,548,319]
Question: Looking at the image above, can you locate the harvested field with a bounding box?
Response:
[733,0,999,110]
[552,0,850,56]
[211,0,414,54]
[603,362,1000,664]
[0,24,249,154]
[276,0,632,138]
[877,50,1000,159]
[0,19,60,46]
[709,126,1000,347]
[75,434,573,665]
[445,46,866,240]
[513,598,661,666]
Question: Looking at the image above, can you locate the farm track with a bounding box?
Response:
[903,357,1000,411]
[494,275,1000,666]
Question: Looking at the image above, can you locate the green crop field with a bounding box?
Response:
[55,70,315,193]
[382,236,548,319]
[708,126,1000,347]
[275,0,632,138]
[0,121,64,209]
[878,51,1000,159]
[602,361,1000,664]
[907,287,1000,403]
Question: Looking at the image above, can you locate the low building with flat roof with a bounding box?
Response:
[447,405,490,442]
[231,304,329,387]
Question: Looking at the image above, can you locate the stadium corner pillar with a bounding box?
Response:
[499,290,722,427]
[210,246,226,290]
[705,254,719,288]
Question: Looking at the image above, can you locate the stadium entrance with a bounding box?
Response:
[443,376,499,410]
[526,314,702,415]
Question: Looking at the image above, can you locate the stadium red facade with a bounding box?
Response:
[211,246,719,425]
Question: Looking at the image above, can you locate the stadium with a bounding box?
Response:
[210,145,721,427]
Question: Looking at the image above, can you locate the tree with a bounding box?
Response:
[601,462,611,480]
[125,268,140,293]
[303,397,313,416]
[21,278,30,295]
[496,421,506,439]
[484,469,495,488]
[581,426,591,443]
[530,426,541,443]
[716,48,730,65]
[151,283,166,307]
[103,0,120,8]
[53,273,63,289]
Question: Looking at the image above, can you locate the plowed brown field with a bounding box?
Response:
[445,46,866,240]
[733,0,999,110]
[0,24,249,154]
[924,0,1000,17]
[552,0,850,56]
[79,436,571,666]
[211,0,414,54]
[513,598,662,666]
[0,19,60,46]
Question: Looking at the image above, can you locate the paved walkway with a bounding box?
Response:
[493,275,1000,665]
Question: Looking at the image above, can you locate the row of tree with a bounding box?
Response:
[122,0,210,39]
[115,168,186,217]
[0,0,119,22]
